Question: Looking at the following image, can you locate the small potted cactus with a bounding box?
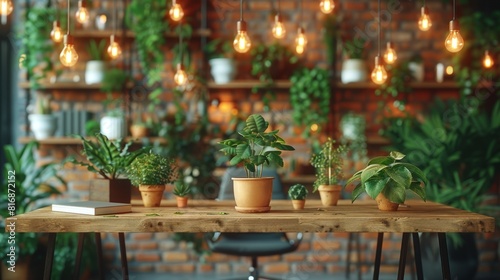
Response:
[288,184,308,210]
[172,182,191,208]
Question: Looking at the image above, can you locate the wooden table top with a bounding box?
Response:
[6,200,495,234]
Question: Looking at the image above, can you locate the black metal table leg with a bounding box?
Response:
[43,233,57,280]
[119,233,129,280]
[95,233,104,280]
[355,233,362,280]
[73,233,85,279]
[438,233,451,280]
[397,233,410,280]
[346,233,353,278]
[373,232,384,280]
[412,233,423,280]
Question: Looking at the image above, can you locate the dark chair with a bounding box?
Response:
[206,167,303,280]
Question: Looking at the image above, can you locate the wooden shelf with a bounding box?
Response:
[72,28,211,39]
[18,81,134,90]
[207,80,291,89]
[18,136,167,145]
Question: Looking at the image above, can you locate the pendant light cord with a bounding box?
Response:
[113,0,117,34]
[452,0,456,20]
[278,0,280,14]
[377,0,381,56]
[179,22,183,62]
[300,0,303,25]
[66,0,70,34]
[240,0,243,21]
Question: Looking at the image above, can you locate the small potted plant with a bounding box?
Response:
[85,39,107,84]
[172,182,191,208]
[71,133,149,203]
[29,94,56,140]
[341,37,368,83]
[126,152,178,207]
[288,184,308,210]
[205,38,236,84]
[310,138,346,206]
[219,114,295,213]
[344,151,428,211]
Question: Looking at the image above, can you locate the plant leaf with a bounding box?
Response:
[390,151,406,160]
[364,176,389,199]
[384,165,412,190]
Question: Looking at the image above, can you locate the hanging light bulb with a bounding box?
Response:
[295,27,307,54]
[75,0,89,24]
[174,63,188,85]
[483,50,494,69]
[383,42,397,64]
[0,0,13,25]
[418,6,432,31]
[444,20,464,53]
[60,34,79,67]
[371,56,387,85]
[50,21,63,43]
[169,0,184,21]
[107,35,122,60]
[320,0,334,14]
[272,14,286,39]
[234,20,251,53]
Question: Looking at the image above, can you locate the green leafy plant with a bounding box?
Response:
[290,67,331,136]
[33,94,52,114]
[288,184,308,200]
[345,151,428,204]
[204,38,234,60]
[310,138,346,192]
[375,62,413,108]
[101,68,129,93]
[87,39,107,61]
[343,38,367,59]
[218,114,295,178]
[70,133,149,179]
[172,182,191,197]
[126,152,178,186]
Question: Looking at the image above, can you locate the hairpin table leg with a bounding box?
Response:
[412,233,423,280]
[43,233,57,280]
[373,232,384,280]
[119,233,129,280]
[438,233,451,280]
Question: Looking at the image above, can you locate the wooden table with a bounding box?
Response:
[6,200,495,280]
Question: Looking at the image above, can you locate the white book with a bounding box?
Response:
[52,201,132,215]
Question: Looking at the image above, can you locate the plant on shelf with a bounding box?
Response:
[288,184,308,210]
[290,67,331,137]
[205,38,236,84]
[218,114,295,213]
[29,94,56,140]
[310,138,346,206]
[345,151,428,211]
[341,37,369,83]
[172,181,191,208]
[374,61,413,110]
[85,39,108,84]
[126,152,178,207]
[100,92,126,139]
[205,38,235,60]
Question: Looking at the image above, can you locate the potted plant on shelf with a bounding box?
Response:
[100,94,126,140]
[29,94,57,140]
[85,39,107,84]
[71,133,149,203]
[310,138,346,206]
[288,184,308,210]
[218,114,295,213]
[126,152,178,207]
[341,38,368,83]
[172,182,191,208]
[205,38,236,84]
[344,151,428,211]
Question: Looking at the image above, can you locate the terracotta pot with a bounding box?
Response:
[375,193,399,211]
[318,185,342,206]
[139,185,165,207]
[130,124,149,138]
[232,177,273,213]
[291,199,306,210]
[175,196,189,208]
[89,178,131,203]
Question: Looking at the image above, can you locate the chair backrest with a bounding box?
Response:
[218,167,286,200]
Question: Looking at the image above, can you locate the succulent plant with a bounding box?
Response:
[173,182,191,197]
[288,184,308,200]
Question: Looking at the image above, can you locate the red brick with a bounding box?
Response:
[135,253,161,262]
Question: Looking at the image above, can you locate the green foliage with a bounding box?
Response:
[85,120,100,136]
[70,133,149,179]
[34,95,52,114]
[219,114,295,178]
[205,38,234,60]
[126,152,178,186]
[172,24,193,69]
[87,39,107,61]
[101,68,129,93]
[310,138,346,191]
[375,62,413,103]
[172,182,191,197]
[343,38,366,59]
[345,151,428,204]
[290,67,331,136]
[322,13,340,68]
[288,184,308,200]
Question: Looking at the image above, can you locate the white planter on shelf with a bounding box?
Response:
[209,58,236,84]
[341,59,368,83]
[408,62,424,82]
[29,114,56,139]
[100,116,125,140]
[85,60,106,84]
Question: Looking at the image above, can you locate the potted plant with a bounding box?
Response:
[172,182,191,208]
[218,114,295,213]
[344,151,428,211]
[71,133,149,203]
[29,94,57,140]
[341,38,368,83]
[288,184,308,210]
[85,39,107,84]
[310,138,346,206]
[100,93,126,140]
[205,38,236,84]
[126,152,178,207]
[408,52,424,82]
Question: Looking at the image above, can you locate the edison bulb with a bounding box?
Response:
[272,15,286,39]
[295,27,307,54]
[0,0,13,24]
[320,0,334,14]
[371,56,387,85]
[444,20,464,53]
[50,21,63,43]
[59,35,79,67]
[107,35,122,60]
[233,21,251,53]
[483,51,494,69]
[418,7,432,31]
[75,0,90,24]
[174,64,188,85]
[169,0,184,21]
[383,42,397,64]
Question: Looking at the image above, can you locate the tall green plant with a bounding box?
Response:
[310,138,346,191]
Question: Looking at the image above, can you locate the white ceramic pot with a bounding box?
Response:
[29,114,56,139]
[209,58,236,84]
[85,60,106,84]
[341,59,368,83]
[408,62,424,82]
[100,116,125,140]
